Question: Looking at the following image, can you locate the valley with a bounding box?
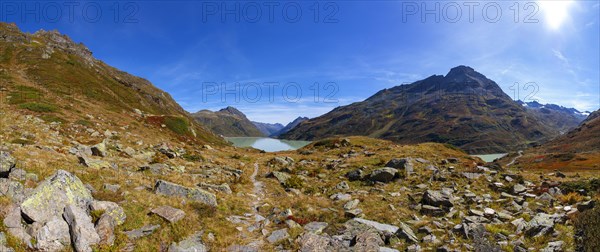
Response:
[0,19,598,252]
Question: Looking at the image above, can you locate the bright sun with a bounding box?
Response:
[537,0,575,30]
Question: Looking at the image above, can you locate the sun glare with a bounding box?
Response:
[537,0,575,30]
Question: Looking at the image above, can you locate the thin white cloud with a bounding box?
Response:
[552,49,569,65]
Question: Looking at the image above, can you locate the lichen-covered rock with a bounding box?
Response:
[78,155,111,169]
[0,151,16,177]
[169,231,208,252]
[89,201,126,225]
[154,180,217,207]
[34,216,71,251]
[0,178,26,203]
[267,228,289,244]
[20,170,93,223]
[63,205,100,252]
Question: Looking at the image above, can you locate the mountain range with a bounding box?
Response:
[281,66,584,154]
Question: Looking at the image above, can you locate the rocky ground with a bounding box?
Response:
[1,105,599,252]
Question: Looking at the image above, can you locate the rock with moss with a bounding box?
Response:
[77,155,111,169]
[169,231,208,252]
[89,201,126,225]
[0,178,26,203]
[20,170,93,223]
[154,180,217,207]
[0,151,16,177]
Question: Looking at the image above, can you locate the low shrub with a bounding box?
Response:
[574,205,600,251]
[164,116,190,135]
[18,102,58,112]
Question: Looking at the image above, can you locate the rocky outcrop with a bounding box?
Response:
[20,170,93,223]
[154,180,217,207]
[63,205,101,252]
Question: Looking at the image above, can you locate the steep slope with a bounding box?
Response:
[281,66,556,154]
[272,116,308,137]
[0,22,224,145]
[191,107,264,137]
[252,121,284,136]
[511,109,600,171]
[518,101,587,134]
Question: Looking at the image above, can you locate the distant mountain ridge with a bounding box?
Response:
[281,66,563,154]
[517,100,587,134]
[252,121,284,136]
[272,116,309,137]
[191,106,264,137]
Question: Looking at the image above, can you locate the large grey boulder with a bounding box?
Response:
[21,170,93,223]
[385,158,414,174]
[63,205,100,252]
[154,180,217,207]
[369,168,398,183]
[34,216,71,251]
[421,190,454,208]
[3,206,31,247]
[0,151,15,177]
[169,231,208,252]
[525,213,555,237]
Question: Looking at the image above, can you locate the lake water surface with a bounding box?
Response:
[472,153,508,162]
[226,137,311,152]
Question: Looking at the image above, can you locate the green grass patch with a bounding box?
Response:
[11,138,34,145]
[8,85,43,104]
[76,119,93,127]
[164,116,190,135]
[40,114,65,123]
[18,102,58,112]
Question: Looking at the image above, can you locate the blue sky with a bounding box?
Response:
[4,1,599,124]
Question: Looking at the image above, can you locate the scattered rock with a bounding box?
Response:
[343,199,360,211]
[525,213,555,237]
[63,204,101,252]
[352,218,398,234]
[151,206,186,223]
[0,151,16,177]
[124,225,160,239]
[385,158,414,174]
[198,182,232,194]
[78,155,110,169]
[103,183,120,192]
[336,181,350,190]
[33,216,71,251]
[267,228,289,244]
[513,184,527,194]
[421,190,454,208]
[270,171,291,184]
[330,193,352,201]
[397,222,418,243]
[345,168,364,181]
[304,222,328,234]
[154,180,217,207]
[369,167,398,183]
[541,241,564,252]
[169,231,208,252]
[91,141,107,157]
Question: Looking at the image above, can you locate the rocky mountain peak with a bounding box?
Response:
[219,106,246,118]
[445,65,475,77]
